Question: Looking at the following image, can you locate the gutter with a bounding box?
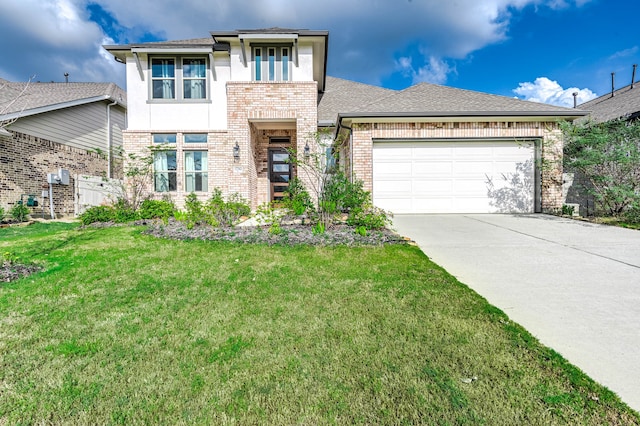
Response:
[106,99,118,179]
[337,110,589,121]
[0,95,126,121]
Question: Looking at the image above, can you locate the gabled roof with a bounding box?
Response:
[319,78,586,127]
[318,76,395,125]
[0,79,126,120]
[577,84,640,122]
[346,82,585,118]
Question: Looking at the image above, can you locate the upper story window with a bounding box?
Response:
[253,45,291,82]
[150,56,208,101]
[183,58,206,99]
[152,59,175,99]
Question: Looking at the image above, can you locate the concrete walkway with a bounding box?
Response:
[392,214,640,413]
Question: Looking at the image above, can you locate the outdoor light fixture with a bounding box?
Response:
[233,142,240,160]
[304,142,310,157]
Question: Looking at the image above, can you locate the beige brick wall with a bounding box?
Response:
[122,81,318,210]
[349,120,564,212]
[223,81,317,209]
[0,130,115,217]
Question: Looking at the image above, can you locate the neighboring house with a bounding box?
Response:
[0,79,126,217]
[562,78,640,216]
[104,28,586,214]
[578,81,640,123]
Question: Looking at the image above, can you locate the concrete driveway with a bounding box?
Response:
[392,214,640,413]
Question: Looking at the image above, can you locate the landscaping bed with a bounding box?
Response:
[141,218,407,246]
[0,260,42,283]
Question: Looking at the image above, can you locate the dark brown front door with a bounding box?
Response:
[269,148,291,201]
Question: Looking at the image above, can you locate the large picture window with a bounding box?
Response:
[253,46,291,82]
[184,151,208,192]
[154,150,177,192]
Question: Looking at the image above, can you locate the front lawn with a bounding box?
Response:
[1,223,638,424]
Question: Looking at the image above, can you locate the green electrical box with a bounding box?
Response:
[27,195,38,207]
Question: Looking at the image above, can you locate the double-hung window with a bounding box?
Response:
[154,150,177,192]
[253,46,291,82]
[183,58,206,99]
[150,57,208,100]
[184,151,208,192]
[151,59,175,99]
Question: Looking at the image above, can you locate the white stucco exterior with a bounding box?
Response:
[124,37,319,132]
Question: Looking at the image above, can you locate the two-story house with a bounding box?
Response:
[105,28,586,214]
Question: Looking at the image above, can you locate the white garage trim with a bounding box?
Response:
[372,139,540,214]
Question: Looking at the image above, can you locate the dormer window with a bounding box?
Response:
[253,45,291,82]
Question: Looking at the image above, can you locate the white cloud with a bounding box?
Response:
[609,46,639,60]
[513,77,597,107]
[0,0,598,88]
[397,55,455,85]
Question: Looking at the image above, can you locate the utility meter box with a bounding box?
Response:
[47,169,70,185]
[58,168,70,185]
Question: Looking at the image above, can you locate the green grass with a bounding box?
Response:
[1,224,638,425]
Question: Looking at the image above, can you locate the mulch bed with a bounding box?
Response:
[141,218,407,246]
[1,261,43,284]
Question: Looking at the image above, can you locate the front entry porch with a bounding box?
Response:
[249,122,297,206]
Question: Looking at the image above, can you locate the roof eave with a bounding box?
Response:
[338,110,588,122]
[0,95,126,121]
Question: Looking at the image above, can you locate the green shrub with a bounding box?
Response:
[204,189,250,226]
[347,206,391,230]
[10,203,30,222]
[139,199,176,220]
[624,202,640,224]
[79,205,116,225]
[283,178,314,215]
[322,172,370,213]
[561,204,575,216]
[183,193,207,229]
[112,199,139,223]
[0,206,5,222]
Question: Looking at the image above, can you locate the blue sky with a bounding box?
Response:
[0,0,638,107]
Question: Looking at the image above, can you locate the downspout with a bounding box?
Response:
[106,99,118,179]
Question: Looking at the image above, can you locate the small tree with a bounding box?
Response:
[561,118,640,216]
[288,129,343,228]
[105,146,168,211]
[288,130,391,232]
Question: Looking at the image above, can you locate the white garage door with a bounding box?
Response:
[373,140,536,214]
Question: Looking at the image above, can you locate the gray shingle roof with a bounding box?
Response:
[352,82,581,116]
[318,76,395,124]
[577,84,640,122]
[319,77,584,125]
[0,80,125,118]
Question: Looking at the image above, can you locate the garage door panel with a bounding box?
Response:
[373,140,536,214]
[413,146,453,159]
[374,161,412,176]
[412,161,453,176]
[413,179,452,194]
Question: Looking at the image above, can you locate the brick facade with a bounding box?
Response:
[0,131,116,217]
[124,81,318,210]
[347,120,565,212]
